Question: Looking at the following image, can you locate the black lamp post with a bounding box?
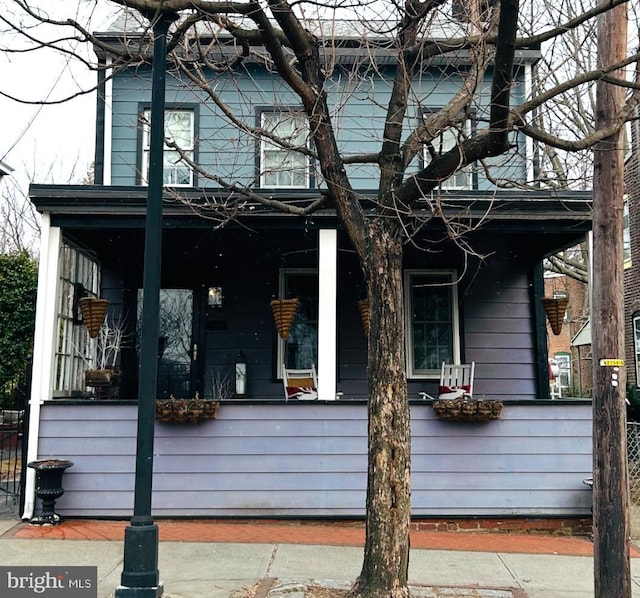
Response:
[116,12,176,598]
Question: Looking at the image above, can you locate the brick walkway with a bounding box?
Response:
[7,518,640,557]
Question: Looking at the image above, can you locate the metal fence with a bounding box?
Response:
[0,363,30,517]
[629,422,640,538]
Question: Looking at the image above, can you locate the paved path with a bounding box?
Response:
[1,518,640,597]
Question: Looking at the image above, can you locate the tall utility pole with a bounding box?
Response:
[591,1,630,596]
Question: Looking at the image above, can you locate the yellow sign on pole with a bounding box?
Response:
[599,359,624,367]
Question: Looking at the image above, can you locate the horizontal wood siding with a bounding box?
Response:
[37,401,592,518]
[463,252,538,400]
[108,65,526,189]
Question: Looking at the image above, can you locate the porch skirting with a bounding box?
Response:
[35,400,593,519]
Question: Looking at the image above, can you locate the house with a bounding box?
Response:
[23,11,593,522]
[543,274,590,398]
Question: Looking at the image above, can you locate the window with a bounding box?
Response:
[405,270,460,377]
[141,108,194,186]
[260,111,310,188]
[277,269,318,376]
[624,198,631,266]
[634,312,640,387]
[451,0,493,23]
[554,351,572,394]
[423,119,473,190]
[54,243,100,396]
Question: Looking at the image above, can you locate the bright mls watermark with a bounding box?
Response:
[0,566,97,597]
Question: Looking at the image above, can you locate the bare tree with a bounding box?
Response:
[0,175,40,254]
[4,1,639,596]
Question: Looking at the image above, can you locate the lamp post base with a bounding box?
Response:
[115,522,162,597]
[115,584,163,598]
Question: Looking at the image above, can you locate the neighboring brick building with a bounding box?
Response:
[544,274,590,397]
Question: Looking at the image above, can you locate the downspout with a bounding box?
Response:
[524,62,535,183]
[22,214,62,519]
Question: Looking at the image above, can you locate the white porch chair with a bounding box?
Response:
[420,362,475,400]
[282,364,318,401]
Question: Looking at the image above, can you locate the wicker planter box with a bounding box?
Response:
[433,398,503,422]
[155,397,219,424]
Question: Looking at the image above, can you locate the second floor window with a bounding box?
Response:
[260,111,310,188]
[141,109,194,187]
[423,119,473,190]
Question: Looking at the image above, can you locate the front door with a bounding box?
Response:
[137,288,200,399]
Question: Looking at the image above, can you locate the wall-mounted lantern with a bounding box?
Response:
[235,351,247,397]
[208,286,223,308]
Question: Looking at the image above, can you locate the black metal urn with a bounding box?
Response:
[27,459,73,525]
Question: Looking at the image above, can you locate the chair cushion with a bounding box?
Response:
[286,386,318,400]
[438,384,471,400]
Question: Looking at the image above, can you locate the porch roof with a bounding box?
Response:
[30,184,592,234]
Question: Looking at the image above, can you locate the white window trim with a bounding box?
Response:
[404,269,461,379]
[276,267,318,379]
[260,111,310,189]
[624,197,632,268]
[634,312,640,387]
[141,108,195,187]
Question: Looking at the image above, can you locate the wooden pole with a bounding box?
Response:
[592,2,630,596]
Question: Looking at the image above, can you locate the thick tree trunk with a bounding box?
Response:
[350,222,411,598]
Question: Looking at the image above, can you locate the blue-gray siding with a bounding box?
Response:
[37,401,592,518]
[108,66,527,189]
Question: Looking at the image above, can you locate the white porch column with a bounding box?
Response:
[22,215,62,520]
[317,229,338,401]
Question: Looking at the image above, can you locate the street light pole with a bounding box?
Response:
[116,13,175,598]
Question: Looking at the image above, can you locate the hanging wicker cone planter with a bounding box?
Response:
[79,297,109,338]
[270,298,299,340]
[358,299,370,335]
[542,296,569,336]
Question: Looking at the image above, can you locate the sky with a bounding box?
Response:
[0,1,116,189]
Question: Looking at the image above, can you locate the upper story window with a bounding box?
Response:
[260,110,311,188]
[624,198,631,266]
[54,242,100,396]
[141,108,195,187]
[276,269,318,377]
[451,0,493,23]
[423,118,473,190]
[405,270,460,378]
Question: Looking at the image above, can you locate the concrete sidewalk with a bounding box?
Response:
[1,518,640,598]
